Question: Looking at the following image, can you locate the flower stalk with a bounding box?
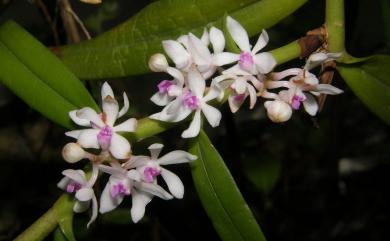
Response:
[326,0,345,53]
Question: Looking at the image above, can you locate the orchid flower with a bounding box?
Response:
[150,67,185,106]
[57,166,99,227]
[270,52,343,115]
[66,82,137,159]
[212,73,263,113]
[213,16,276,76]
[150,67,222,138]
[183,27,226,79]
[125,143,197,199]
[98,162,173,223]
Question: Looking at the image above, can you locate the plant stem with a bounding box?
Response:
[326,0,345,52]
[270,40,301,65]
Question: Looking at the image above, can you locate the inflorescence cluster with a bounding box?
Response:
[58,16,343,226]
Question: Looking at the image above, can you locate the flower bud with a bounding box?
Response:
[264,100,292,123]
[148,53,168,72]
[62,143,86,163]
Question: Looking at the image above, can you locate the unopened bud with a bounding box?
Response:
[148,53,168,72]
[264,100,292,123]
[62,143,86,163]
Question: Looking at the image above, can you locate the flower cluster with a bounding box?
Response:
[59,82,197,227]
[149,16,343,130]
[58,16,343,227]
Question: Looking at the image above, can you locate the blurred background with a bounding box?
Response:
[0,0,389,240]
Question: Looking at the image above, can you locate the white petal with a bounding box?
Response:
[158,150,197,165]
[166,67,184,85]
[223,64,251,76]
[177,35,189,49]
[73,200,90,213]
[252,30,269,54]
[188,33,212,66]
[124,155,150,169]
[131,190,152,223]
[134,182,173,200]
[201,28,210,46]
[305,52,328,70]
[99,181,123,214]
[302,94,318,116]
[102,95,119,127]
[118,92,130,118]
[226,16,250,51]
[254,52,276,74]
[77,107,104,128]
[314,84,343,95]
[62,169,86,185]
[203,83,222,102]
[201,103,221,128]
[247,84,257,109]
[127,169,142,181]
[228,94,245,113]
[77,129,100,149]
[233,79,247,94]
[162,40,190,69]
[151,92,171,106]
[65,130,82,139]
[148,143,164,159]
[87,195,98,228]
[113,118,137,132]
[181,110,202,138]
[69,110,90,127]
[109,133,131,159]
[57,177,69,190]
[98,164,125,176]
[271,68,303,81]
[160,168,184,199]
[188,68,205,97]
[212,52,239,66]
[209,27,225,53]
[150,101,192,123]
[75,188,93,202]
[101,82,115,99]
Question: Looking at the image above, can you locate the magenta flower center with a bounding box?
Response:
[111,182,130,198]
[291,95,306,110]
[143,167,161,183]
[182,91,200,110]
[233,94,246,102]
[239,51,254,71]
[66,182,81,193]
[97,125,113,150]
[158,80,174,94]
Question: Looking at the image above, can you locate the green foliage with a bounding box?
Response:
[54,195,77,241]
[60,0,307,79]
[189,129,266,241]
[337,55,390,124]
[0,21,98,129]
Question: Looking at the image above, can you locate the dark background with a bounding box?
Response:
[0,0,389,240]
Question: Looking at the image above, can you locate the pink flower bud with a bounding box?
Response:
[264,100,292,123]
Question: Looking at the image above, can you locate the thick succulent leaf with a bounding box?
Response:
[189,129,266,241]
[53,227,69,241]
[53,195,77,241]
[0,21,98,129]
[337,54,390,124]
[60,0,307,79]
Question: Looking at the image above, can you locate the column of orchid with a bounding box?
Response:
[58,16,343,226]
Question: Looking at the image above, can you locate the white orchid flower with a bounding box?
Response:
[270,52,343,115]
[213,16,276,75]
[150,67,222,138]
[150,67,185,106]
[57,166,99,227]
[125,143,197,199]
[98,162,173,223]
[183,27,226,79]
[212,73,263,113]
[66,82,137,159]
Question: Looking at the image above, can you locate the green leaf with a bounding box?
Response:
[189,129,266,241]
[0,21,98,129]
[53,195,77,241]
[337,54,390,124]
[60,0,307,79]
[53,227,69,241]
